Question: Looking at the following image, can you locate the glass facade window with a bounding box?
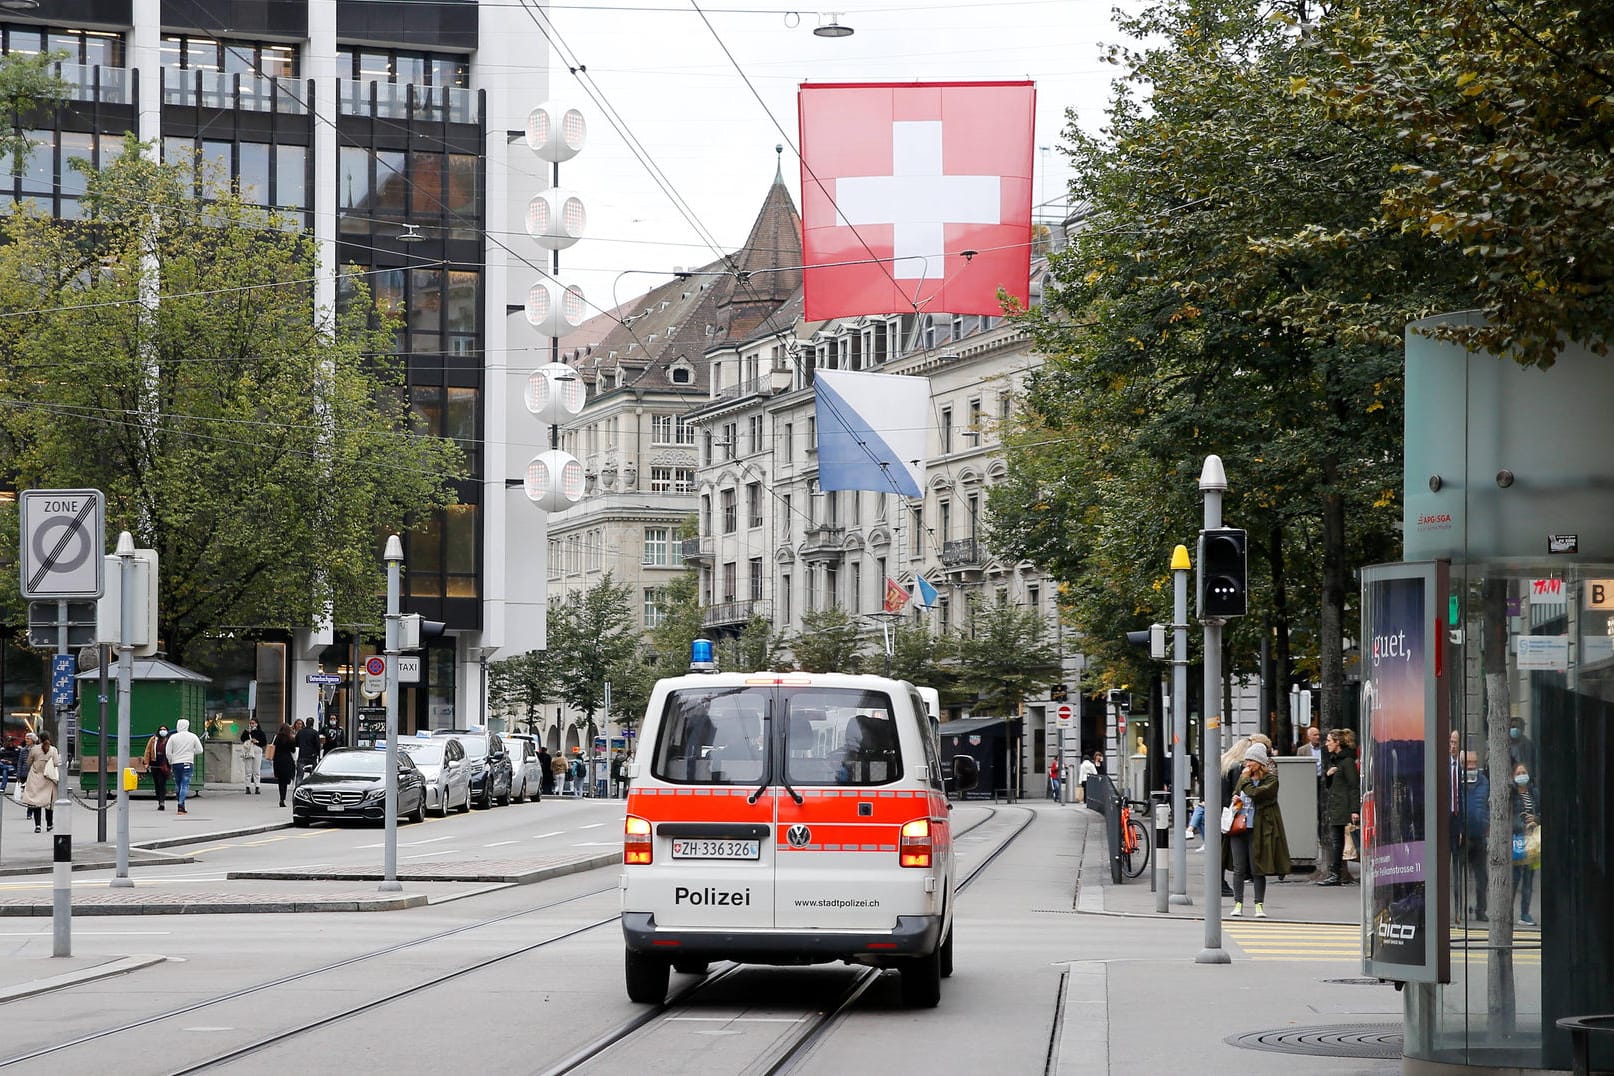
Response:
[159,34,299,78]
[1,25,123,66]
[5,129,99,218]
[337,47,468,88]
[643,528,672,567]
[644,588,664,628]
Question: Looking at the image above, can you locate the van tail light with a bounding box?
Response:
[899,818,932,868]
[624,815,653,865]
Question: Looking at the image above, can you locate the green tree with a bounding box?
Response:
[488,649,555,735]
[990,0,1454,736]
[789,606,865,673]
[0,139,464,663]
[887,621,962,704]
[956,596,1062,715]
[645,566,706,677]
[0,51,67,171]
[716,614,786,673]
[546,574,640,727]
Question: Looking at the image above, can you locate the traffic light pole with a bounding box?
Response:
[1170,545,1191,906]
[380,535,403,893]
[1196,455,1231,964]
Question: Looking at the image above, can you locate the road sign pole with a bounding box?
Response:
[97,644,108,843]
[1170,546,1192,906]
[112,535,136,888]
[52,608,72,957]
[380,536,403,893]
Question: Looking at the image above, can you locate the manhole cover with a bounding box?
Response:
[1227,1023,1403,1059]
[1322,977,1388,986]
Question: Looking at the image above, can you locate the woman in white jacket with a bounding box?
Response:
[22,732,60,833]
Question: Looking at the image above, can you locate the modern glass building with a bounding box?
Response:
[4,0,553,736]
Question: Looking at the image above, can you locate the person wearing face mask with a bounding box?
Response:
[143,725,172,810]
[1511,762,1538,927]
[1507,718,1534,775]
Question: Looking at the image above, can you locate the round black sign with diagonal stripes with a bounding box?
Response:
[19,489,104,599]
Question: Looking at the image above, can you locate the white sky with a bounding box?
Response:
[526,0,1126,314]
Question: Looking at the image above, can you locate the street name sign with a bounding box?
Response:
[306,673,343,685]
[19,489,105,599]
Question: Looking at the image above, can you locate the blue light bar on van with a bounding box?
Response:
[690,638,717,673]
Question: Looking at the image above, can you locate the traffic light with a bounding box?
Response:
[1198,527,1248,619]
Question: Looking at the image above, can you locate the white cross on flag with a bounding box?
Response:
[798,81,1035,320]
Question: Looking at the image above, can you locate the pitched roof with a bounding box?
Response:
[557,161,802,397]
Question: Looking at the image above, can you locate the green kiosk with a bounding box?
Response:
[76,657,210,797]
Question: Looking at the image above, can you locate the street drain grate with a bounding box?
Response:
[1323,977,1388,986]
[1227,1023,1403,1059]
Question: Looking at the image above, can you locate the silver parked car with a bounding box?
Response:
[397,737,471,816]
[502,733,544,802]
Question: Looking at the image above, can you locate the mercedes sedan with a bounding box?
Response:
[291,748,427,826]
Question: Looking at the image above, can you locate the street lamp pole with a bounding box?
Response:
[1196,456,1231,964]
[380,535,403,893]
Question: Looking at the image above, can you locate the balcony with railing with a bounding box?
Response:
[941,537,983,569]
[703,598,771,629]
[799,524,845,560]
[54,63,130,105]
[162,69,306,114]
[337,80,476,123]
[680,536,713,563]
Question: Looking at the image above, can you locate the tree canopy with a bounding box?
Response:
[0,139,463,663]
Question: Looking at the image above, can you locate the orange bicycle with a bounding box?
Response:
[1117,798,1152,880]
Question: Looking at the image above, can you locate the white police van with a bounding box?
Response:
[620,643,977,1007]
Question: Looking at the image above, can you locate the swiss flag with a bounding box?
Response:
[798,81,1035,320]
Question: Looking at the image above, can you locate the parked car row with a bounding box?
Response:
[291,729,552,828]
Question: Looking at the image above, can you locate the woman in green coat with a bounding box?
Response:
[1225,742,1291,918]
[1315,728,1360,886]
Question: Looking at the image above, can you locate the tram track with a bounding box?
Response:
[3,804,1026,1073]
[545,805,1036,1076]
[0,879,623,1070]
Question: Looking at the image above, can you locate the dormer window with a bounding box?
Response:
[670,365,693,385]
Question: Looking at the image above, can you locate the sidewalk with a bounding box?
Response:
[1085,804,1363,925]
[0,780,290,875]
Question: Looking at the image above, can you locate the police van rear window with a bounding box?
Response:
[650,686,903,787]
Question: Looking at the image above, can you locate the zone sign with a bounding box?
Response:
[19,489,105,600]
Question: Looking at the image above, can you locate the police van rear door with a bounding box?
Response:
[773,686,931,932]
[641,684,777,930]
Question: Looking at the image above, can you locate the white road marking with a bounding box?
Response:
[484,841,518,848]
[532,831,563,839]
[402,835,453,846]
[579,823,607,830]
[403,850,453,860]
[667,1017,807,1023]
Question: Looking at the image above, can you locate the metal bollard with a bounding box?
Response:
[1153,800,1171,912]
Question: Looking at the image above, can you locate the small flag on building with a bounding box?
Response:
[884,577,911,614]
[911,576,939,610]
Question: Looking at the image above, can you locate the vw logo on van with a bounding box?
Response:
[786,824,812,848]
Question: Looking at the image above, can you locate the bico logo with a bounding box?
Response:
[1377,921,1417,941]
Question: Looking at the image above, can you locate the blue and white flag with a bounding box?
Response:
[911,575,939,610]
[814,369,927,497]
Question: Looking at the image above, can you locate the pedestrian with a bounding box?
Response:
[1047,757,1060,801]
[143,726,172,809]
[22,731,60,833]
[1076,749,1102,804]
[1511,761,1538,927]
[1225,742,1290,918]
[1295,726,1322,756]
[271,723,296,806]
[295,718,322,784]
[1314,729,1360,886]
[1454,749,1490,922]
[569,754,585,797]
[537,746,554,795]
[322,717,347,753]
[611,750,628,797]
[165,718,204,815]
[239,718,267,795]
[548,749,566,796]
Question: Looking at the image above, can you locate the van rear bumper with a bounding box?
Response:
[621,912,942,962]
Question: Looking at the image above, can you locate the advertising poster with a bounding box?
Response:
[1361,562,1449,983]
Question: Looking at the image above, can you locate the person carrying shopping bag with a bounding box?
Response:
[22,732,60,833]
[1224,742,1291,918]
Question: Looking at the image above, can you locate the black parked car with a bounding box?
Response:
[434,730,513,809]
[292,747,426,826]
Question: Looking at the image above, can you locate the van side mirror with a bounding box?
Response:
[951,754,979,792]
